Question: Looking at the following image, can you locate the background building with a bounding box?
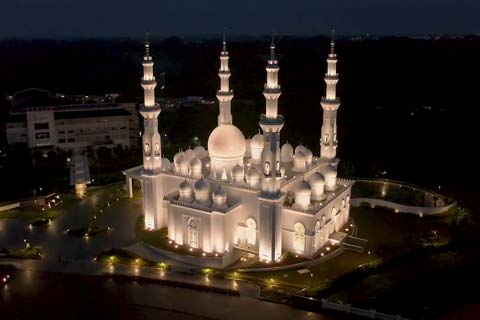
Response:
[6,88,139,151]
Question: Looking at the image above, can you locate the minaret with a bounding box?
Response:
[258,39,284,262]
[140,33,162,173]
[320,30,340,164]
[216,36,234,126]
[139,33,165,230]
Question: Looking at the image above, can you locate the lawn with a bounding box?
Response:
[240,206,454,295]
[0,207,59,221]
[0,192,79,222]
[6,246,42,260]
[96,248,169,269]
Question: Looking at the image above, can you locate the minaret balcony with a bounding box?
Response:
[324,74,339,81]
[263,86,281,94]
[216,90,233,98]
[321,97,341,109]
[140,104,161,118]
[142,60,154,66]
[259,114,285,131]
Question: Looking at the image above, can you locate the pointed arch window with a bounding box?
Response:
[314,220,321,252]
[246,218,257,246]
[144,142,151,157]
[293,222,306,253]
[188,218,199,248]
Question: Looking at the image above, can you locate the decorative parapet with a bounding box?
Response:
[164,191,240,214]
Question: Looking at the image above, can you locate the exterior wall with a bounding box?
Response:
[281,209,314,257]
[55,115,131,149]
[142,175,165,229]
[26,108,56,147]
[6,122,27,144]
[258,200,282,261]
[281,184,352,258]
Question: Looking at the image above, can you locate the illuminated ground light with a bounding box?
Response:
[326,246,331,251]
[202,252,206,256]
[321,253,324,256]
[189,248,193,252]
[267,278,276,287]
[174,245,178,249]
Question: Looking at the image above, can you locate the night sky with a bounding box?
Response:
[3,0,479,38]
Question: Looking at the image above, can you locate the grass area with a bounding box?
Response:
[6,246,42,260]
[238,205,455,295]
[305,205,475,319]
[232,252,309,270]
[352,206,454,251]
[0,192,79,222]
[135,216,217,257]
[96,248,170,270]
[0,206,59,221]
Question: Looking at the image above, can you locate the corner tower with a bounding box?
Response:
[139,34,165,230]
[320,31,340,165]
[258,40,285,262]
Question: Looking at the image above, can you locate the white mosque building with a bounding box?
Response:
[124,35,354,267]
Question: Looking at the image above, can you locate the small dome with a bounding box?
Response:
[208,124,246,159]
[193,146,207,158]
[179,180,193,192]
[322,165,337,177]
[174,152,186,164]
[251,132,264,148]
[232,164,244,177]
[189,158,202,170]
[176,155,187,166]
[281,143,294,162]
[295,150,306,160]
[161,158,171,169]
[304,149,313,159]
[310,172,325,185]
[194,178,210,192]
[295,145,307,155]
[246,167,260,179]
[212,185,227,198]
[296,180,312,195]
[184,148,196,160]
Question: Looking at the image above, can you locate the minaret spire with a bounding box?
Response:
[216,35,234,126]
[320,29,340,164]
[222,33,227,53]
[270,34,276,61]
[145,31,150,58]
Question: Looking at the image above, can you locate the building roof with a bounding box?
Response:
[54,108,131,120]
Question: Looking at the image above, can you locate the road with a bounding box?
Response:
[0,187,349,319]
[1,270,344,320]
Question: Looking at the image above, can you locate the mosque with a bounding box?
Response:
[123,35,354,267]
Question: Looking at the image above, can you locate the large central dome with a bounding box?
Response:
[208,124,246,159]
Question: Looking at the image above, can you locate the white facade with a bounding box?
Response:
[124,36,353,266]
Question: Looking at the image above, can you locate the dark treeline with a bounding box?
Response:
[0,36,478,198]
